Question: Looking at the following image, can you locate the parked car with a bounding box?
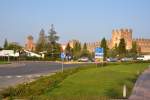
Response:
[137,55,150,61]
[78,57,89,62]
[121,57,133,62]
[107,58,118,62]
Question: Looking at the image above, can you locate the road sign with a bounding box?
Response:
[95,48,104,62]
[60,52,65,59]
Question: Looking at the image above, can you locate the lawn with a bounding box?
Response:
[46,62,149,98]
[0,61,9,64]
[1,62,150,100]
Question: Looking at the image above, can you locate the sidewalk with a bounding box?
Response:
[129,66,150,100]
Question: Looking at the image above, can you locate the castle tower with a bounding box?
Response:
[25,35,35,51]
[111,28,132,50]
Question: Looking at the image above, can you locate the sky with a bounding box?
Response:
[0,0,150,46]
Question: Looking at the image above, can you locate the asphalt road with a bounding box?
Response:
[0,61,88,90]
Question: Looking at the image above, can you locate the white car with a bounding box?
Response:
[137,55,150,61]
[78,57,89,62]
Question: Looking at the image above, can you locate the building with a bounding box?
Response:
[25,35,36,51]
[68,39,80,48]
[86,28,150,54]
[111,29,132,49]
[134,38,150,54]
[0,50,19,57]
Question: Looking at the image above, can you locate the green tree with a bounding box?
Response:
[72,42,81,60]
[4,38,8,49]
[65,43,71,55]
[81,43,89,57]
[47,24,60,60]
[118,38,126,57]
[36,29,48,52]
[6,43,22,52]
[100,38,108,59]
[129,41,137,58]
[48,24,59,45]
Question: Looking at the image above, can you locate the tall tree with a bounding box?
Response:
[48,24,59,45]
[129,41,137,58]
[36,29,47,52]
[81,43,89,57]
[65,43,71,54]
[118,38,126,57]
[4,39,8,49]
[72,42,81,59]
[47,24,60,59]
[100,38,107,59]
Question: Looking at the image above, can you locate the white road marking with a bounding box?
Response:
[16,75,22,78]
[6,76,12,78]
[27,75,32,78]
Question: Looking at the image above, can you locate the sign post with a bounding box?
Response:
[60,52,65,72]
[94,48,104,67]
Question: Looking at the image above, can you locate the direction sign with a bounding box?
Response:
[95,48,104,62]
[60,52,65,59]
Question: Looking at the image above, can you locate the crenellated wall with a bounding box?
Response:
[133,38,150,53]
[111,28,132,50]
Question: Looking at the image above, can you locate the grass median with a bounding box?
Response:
[0,62,149,100]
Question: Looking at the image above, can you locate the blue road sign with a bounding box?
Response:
[60,52,65,59]
[95,48,104,53]
[95,48,104,60]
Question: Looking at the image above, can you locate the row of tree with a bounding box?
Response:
[101,38,138,60]
[2,24,138,61]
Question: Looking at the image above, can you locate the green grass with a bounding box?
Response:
[46,62,149,98]
[0,61,10,64]
[1,62,150,100]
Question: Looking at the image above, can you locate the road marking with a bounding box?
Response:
[16,75,22,78]
[6,76,12,78]
[35,75,41,77]
[27,75,32,78]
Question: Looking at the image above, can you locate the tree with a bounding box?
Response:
[100,38,108,59]
[72,42,81,60]
[6,43,22,52]
[81,43,89,57]
[118,38,126,57]
[129,41,138,58]
[47,24,60,59]
[65,43,71,54]
[48,24,59,45]
[4,39,8,49]
[36,29,48,52]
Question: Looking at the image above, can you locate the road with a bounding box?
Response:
[0,61,88,90]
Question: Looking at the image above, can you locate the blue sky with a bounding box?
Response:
[0,0,150,46]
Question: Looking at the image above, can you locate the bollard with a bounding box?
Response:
[123,84,127,98]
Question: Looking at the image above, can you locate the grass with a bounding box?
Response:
[0,62,149,100]
[45,62,149,99]
[0,61,10,64]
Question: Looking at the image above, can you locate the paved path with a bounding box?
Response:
[129,66,150,100]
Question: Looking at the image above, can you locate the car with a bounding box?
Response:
[78,57,89,62]
[107,58,118,62]
[121,57,133,62]
[137,55,150,61]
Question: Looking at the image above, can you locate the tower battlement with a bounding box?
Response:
[111,28,132,49]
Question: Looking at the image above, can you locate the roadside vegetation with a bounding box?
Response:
[0,61,149,100]
[0,61,10,64]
